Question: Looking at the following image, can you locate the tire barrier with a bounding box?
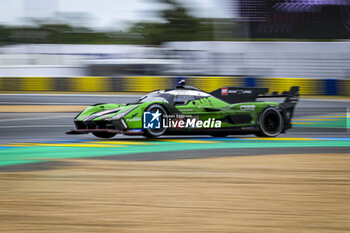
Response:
[0,76,349,96]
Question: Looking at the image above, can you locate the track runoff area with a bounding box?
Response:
[1,94,350,233]
[0,93,348,169]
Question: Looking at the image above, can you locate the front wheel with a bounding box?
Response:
[255,107,284,137]
[143,104,167,138]
[92,131,116,138]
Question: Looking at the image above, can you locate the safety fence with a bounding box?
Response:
[0,76,349,96]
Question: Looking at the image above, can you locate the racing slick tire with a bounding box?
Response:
[255,106,284,137]
[92,132,117,138]
[143,104,167,138]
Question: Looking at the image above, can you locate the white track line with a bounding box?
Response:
[0,125,72,128]
[0,115,73,122]
[0,112,74,116]
[300,99,350,103]
[0,102,88,105]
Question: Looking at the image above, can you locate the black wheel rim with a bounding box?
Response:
[264,113,279,132]
[261,109,283,136]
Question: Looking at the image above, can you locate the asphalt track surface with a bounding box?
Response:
[0,94,349,169]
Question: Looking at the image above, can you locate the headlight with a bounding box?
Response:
[106,106,138,121]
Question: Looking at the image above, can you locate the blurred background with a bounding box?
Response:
[0,0,349,95]
[1,3,350,232]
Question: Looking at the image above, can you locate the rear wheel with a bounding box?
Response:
[255,107,284,137]
[92,132,116,138]
[143,104,167,138]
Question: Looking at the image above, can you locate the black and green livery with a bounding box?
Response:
[67,81,299,138]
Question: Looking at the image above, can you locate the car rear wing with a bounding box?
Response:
[257,86,299,104]
[210,86,299,104]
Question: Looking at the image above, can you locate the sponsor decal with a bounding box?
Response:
[240,105,256,111]
[128,128,143,133]
[230,89,252,94]
[143,112,221,129]
[222,88,253,96]
[241,126,256,130]
[221,87,228,96]
[126,117,141,122]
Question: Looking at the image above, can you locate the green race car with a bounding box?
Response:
[66,80,299,138]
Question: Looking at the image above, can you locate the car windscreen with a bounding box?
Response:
[132,93,174,104]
